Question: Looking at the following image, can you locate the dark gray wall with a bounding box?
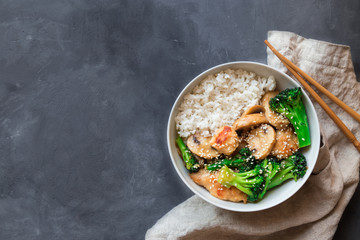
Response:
[0,0,359,239]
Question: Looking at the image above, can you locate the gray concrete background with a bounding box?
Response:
[0,0,359,239]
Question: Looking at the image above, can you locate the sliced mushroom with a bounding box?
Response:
[261,91,290,129]
[187,134,221,159]
[210,126,239,156]
[246,124,276,160]
[232,113,269,131]
[271,128,299,159]
[241,105,265,117]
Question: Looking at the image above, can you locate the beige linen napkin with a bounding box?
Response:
[146,31,360,240]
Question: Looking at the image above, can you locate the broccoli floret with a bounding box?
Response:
[238,147,252,157]
[267,151,307,190]
[218,152,307,201]
[206,148,256,172]
[217,165,265,202]
[257,156,281,200]
[176,136,200,173]
[269,87,311,148]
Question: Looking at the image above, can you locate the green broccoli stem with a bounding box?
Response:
[206,159,234,171]
[231,182,255,196]
[176,136,200,173]
[206,147,256,172]
[206,158,246,171]
[285,104,311,148]
[267,167,294,190]
[258,159,281,200]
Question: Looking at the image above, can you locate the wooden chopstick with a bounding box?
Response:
[264,40,360,123]
[264,40,360,152]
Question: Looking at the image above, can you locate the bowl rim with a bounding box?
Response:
[167,61,320,212]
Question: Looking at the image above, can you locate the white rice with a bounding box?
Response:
[175,68,276,138]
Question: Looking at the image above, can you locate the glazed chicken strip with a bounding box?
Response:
[190,169,247,203]
[246,124,276,160]
[210,126,239,156]
[187,134,220,159]
[271,128,299,159]
[232,113,269,131]
[261,91,290,129]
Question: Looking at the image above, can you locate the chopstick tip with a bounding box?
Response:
[264,40,272,48]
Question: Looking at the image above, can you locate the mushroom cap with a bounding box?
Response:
[233,113,269,131]
[246,124,276,160]
[187,134,221,159]
[241,105,265,117]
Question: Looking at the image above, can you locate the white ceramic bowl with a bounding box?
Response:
[167,61,320,212]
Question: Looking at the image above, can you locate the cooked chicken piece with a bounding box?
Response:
[261,91,290,129]
[241,105,265,117]
[187,134,220,159]
[210,126,239,156]
[190,169,247,203]
[232,113,269,131]
[271,128,299,159]
[246,124,276,160]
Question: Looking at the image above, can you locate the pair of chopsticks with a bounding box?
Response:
[264,40,360,153]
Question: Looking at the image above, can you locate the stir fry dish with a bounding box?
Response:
[176,87,310,203]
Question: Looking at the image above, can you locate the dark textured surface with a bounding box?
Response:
[0,0,359,239]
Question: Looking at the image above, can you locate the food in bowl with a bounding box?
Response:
[175,68,311,203]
